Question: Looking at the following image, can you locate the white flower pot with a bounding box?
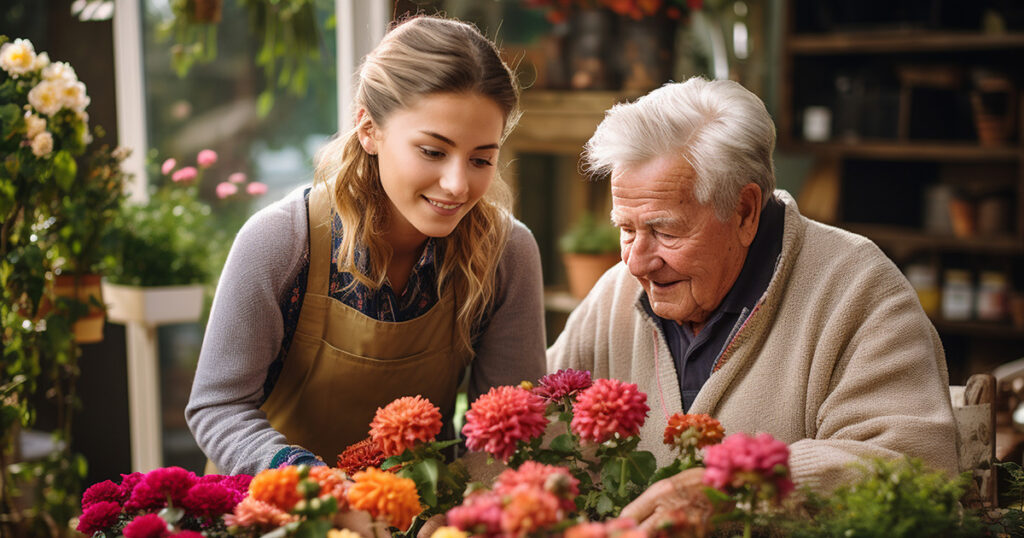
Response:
[102,281,205,325]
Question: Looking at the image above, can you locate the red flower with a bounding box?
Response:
[702,432,794,503]
[337,437,387,475]
[122,513,170,538]
[494,462,579,512]
[663,413,724,449]
[570,378,649,443]
[198,473,252,504]
[533,368,593,402]
[76,500,122,535]
[446,491,503,537]
[181,482,238,519]
[124,467,197,512]
[462,386,549,462]
[82,480,123,509]
[370,395,443,457]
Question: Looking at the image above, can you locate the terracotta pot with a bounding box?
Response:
[563,253,620,300]
[187,0,222,23]
[52,274,105,344]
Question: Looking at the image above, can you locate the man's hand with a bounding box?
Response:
[416,514,445,538]
[620,468,713,534]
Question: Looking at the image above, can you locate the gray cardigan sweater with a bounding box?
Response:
[548,191,959,492]
[186,186,547,475]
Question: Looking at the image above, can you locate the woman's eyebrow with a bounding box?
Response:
[420,130,499,150]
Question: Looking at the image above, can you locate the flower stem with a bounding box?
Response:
[618,457,627,498]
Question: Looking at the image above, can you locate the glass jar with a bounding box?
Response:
[942,269,974,321]
[975,271,1008,322]
[905,264,940,317]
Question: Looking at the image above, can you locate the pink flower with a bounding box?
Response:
[171,166,197,183]
[462,386,549,462]
[76,501,121,535]
[446,491,503,537]
[370,395,443,457]
[228,172,246,183]
[534,368,592,402]
[223,497,297,530]
[119,472,144,499]
[494,461,579,512]
[122,513,171,538]
[82,479,123,509]
[500,485,562,536]
[181,482,238,519]
[196,149,217,168]
[215,182,237,199]
[124,467,197,512]
[161,158,177,175]
[702,432,794,502]
[246,181,268,195]
[570,378,649,443]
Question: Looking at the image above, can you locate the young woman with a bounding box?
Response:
[186,16,546,475]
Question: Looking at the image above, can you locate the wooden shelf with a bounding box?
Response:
[788,31,1024,55]
[785,141,1022,161]
[931,318,1024,340]
[843,224,1024,255]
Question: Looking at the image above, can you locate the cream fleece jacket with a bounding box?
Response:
[548,191,958,492]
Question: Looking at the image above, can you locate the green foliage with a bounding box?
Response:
[559,212,620,254]
[784,458,981,538]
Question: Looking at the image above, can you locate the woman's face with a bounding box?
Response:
[363,92,505,245]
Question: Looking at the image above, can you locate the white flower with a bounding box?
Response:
[33,51,50,70]
[42,61,77,84]
[23,111,46,139]
[60,81,90,113]
[0,38,37,77]
[27,79,64,116]
[31,131,53,158]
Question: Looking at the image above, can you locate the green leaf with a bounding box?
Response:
[158,506,185,525]
[404,458,440,508]
[293,520,333,538]
[596,492,615,516]
[52,150,76,191]
[601,459,621,491]
[550,433,577,455]
[627,450,656,485]
[648,459,685,486]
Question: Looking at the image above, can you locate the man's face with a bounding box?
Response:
[611,154,752,328]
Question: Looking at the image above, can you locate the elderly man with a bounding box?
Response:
[547,77,958,529]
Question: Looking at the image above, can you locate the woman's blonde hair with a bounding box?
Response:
[313,16,521,354]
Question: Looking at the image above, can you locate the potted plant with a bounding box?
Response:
[559,211,621,299]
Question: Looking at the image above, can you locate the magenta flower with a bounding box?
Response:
[570,378,649,443]
[160,158,177,175]
[124,467,197,512]
[215,182,237,199]
[702,432,794,502]
[196,149,217,168]
[119,472,144,499]
[76,500,121,535]
[82,479,123,509]
[171,166,197,183]
[246,181,268,195]
[534,368,592,402]
[446,491,503,537]
[122,513,171,538]
[228,172,246,183]
[181,482,238,519]
[462,385,549,462]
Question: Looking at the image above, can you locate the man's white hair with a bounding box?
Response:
[583,77,776,220]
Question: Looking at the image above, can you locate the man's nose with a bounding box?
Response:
[625,233,659,277]
[439,162,469,199]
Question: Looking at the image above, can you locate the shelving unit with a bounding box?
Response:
[780,1,1024,381]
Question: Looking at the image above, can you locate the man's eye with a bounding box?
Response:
[654,230,676,240]
[419,147,444,158]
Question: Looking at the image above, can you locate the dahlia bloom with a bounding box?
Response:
[346,467,422,530]
[570,378,649,443]
[533,368,592,402]
[499,485,562,537]
[337,437,387,475]
[493,461,579,512]
[76,500,122,535]
[248,466,303,512]
[445,491,503,537]
[663,413,725,450]
[309,466,351,507]
[124,467,197,512]
[462,386,549,462]
[370,395,443,457]
[223,496,298,529]
[430,526,470,538]
[122,513,171,538]
[119,472,145,500]
[81,480,123,509]
[181,482,238,519]
[702,432,794,502]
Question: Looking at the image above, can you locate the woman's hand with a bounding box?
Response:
[619,467,713,534]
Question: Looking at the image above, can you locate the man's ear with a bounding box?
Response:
[735,183,763,248]
[355,108,378,155]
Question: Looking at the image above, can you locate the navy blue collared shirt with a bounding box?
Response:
[641,196,785,411]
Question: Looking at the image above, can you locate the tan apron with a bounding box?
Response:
[207,185,470,473]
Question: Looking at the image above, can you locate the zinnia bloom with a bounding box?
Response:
[81,480,123,509]
[494,461,579,512]
[248,466,302,512]
[124,467,197,512]
[215,181,238,199]
[309,466,350,507]
[122,513,170,538]
[570,378,649,443]
[337,437,386,475]
[346,467,422,530]
[171,166,197,183]
[499,486,562,537]
[196,149,218,168]
[702,432,794,503]
[663,413,724,449]
[462,386,549,462]
[445,491,503,537]
[181,482,238,519]
[223,496,297,529]
[533,368,592,402]
[76,500,121,535]
[370,395,443,457]
[431,526,469,538]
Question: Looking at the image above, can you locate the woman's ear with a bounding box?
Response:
[355,108,378,155]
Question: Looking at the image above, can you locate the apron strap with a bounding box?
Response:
[307,183,334,296]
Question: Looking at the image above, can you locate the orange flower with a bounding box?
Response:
[309,466,350,506]
[663,413,724,449]
[248,467,302,512]
[370,395,442,457]
[337,437,387,475]
[346,468,422,530]
[223,496,298,529]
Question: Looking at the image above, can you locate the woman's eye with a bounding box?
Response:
[419,147,444,159]
[471,157,494,167]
